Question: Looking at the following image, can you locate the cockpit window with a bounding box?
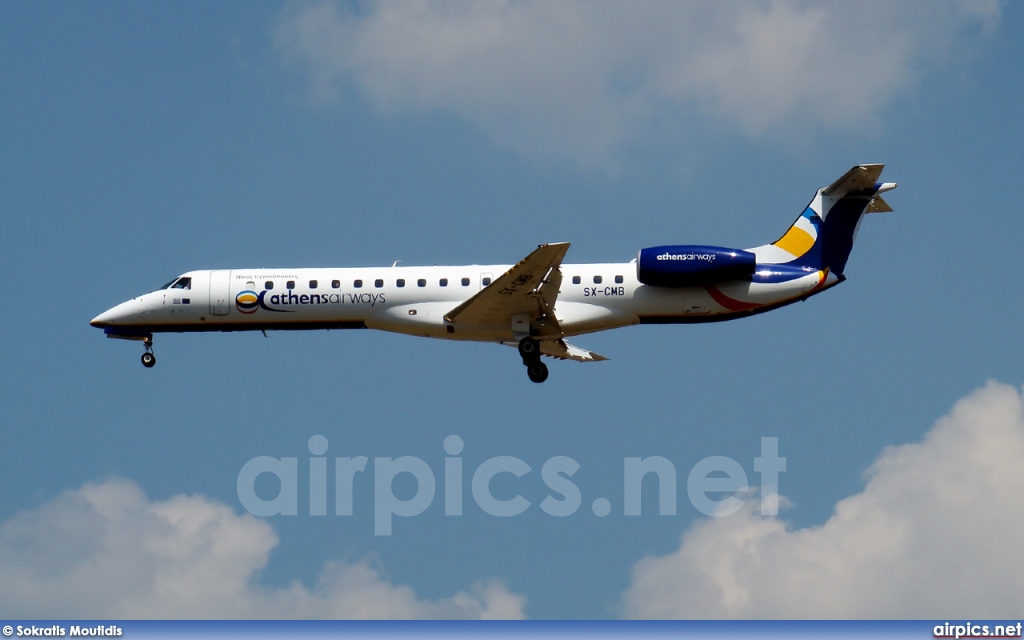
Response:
[159,276,192,290]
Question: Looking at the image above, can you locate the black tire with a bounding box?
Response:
[518,337,539,359]
[527,361,548,383]
[141,352,156,368]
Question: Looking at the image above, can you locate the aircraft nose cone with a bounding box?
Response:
[90,309,114,328]
[90,299,142,328]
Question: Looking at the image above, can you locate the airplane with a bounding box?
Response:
[90,164,896,383]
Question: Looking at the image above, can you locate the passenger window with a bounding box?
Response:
[264,281,274,290]
[309,280,318,289]
[287,280,295,290]
[593,275,603,284]
[354,279,363,289]
[461,277,470,286]
[417,279,426,287]
[375,279,384,288]
[572,276,581,285]
[482,277,492,286]
[615,275,623,284]
[331,280,340,289]
[440,278,448,287]
[397,279,406,287]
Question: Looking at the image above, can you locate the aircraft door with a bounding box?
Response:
[209,270,231,316]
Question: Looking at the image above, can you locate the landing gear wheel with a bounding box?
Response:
[518,337,539,360]
[141,352,156,368]
[526,361,548,383]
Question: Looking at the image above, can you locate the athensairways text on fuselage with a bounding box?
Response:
[235,290,386,314]
[232,274,386,314]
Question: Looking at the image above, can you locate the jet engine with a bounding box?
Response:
[636,245,756,287]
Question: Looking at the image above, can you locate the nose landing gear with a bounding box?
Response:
[141,337,156,368]
[518,337,548,383]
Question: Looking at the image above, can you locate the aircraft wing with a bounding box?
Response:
[499,337,608,362]
[444,242,570,328]
[540,338,608,362]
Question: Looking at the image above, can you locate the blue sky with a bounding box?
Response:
[2,0,1024,619]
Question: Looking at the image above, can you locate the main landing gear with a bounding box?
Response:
[140,336,156,368]
[518,337,548,383]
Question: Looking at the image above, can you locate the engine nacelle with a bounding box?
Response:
[637,245,756,287]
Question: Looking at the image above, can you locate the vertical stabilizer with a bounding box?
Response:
[751,164,896,276]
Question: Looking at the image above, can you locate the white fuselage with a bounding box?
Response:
[91,261,837,343]
[90,165,893,380]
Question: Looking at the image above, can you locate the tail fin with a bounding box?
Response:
[755,164,896,276]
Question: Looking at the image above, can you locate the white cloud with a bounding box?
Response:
[622,380,1024,618]
[274,0,1003,167]
[0,479,524,619]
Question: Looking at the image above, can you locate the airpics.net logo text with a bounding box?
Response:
[236,435,786,536]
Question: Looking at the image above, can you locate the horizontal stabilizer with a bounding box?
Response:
[867,195,893,213]
[822,164,885,198]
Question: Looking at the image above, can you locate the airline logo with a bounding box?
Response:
[235,290,260,314]
[235,290,385,314]
[657,252,715,262]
